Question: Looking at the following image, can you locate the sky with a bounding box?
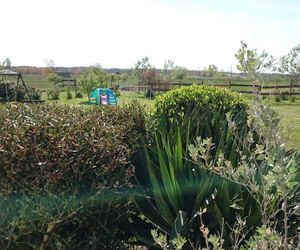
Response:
[1,0,299,71]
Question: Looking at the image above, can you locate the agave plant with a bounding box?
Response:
[132,107,262,249]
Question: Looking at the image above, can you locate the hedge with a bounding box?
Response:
[153,85,248,123]
[0,102,146,249]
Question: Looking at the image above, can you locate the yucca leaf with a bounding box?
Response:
[175,128,183,175]
[211,201,225,229]
[219,180,231,218]
[129,214,162,247]
[143,142,175,225]
[155,135,180,215]
[191,173,214,216]
[134,194,170,233]
[173,210,187,236]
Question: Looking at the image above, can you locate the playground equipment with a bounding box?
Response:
[90,88,117,105]
[0,69,32,102]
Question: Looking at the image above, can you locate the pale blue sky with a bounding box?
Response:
[1,0,299,70]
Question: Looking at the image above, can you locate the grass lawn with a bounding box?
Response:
[44,90,155,108]
[23,74,54,89]
[270,101,300,149]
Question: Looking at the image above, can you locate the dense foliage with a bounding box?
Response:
[133,86,300,249]
[0,102,146,249]
[153,85,248,126]
[134,107,259,249]
[136,123,299,248]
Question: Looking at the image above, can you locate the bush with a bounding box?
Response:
[66,89,72,99]
[153,85,248,125]
[144,88,155,99]
[0,82,27,101]
[75,91,83,98]
[46,72,62,82]
[28,87,42,100]
[280,91,289,101]
[111,84,121,97]
[291,95,296,102]
[275,95,281,102]
[47,87,60,100]
[0,103,146,249]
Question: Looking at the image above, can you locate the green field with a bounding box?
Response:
[23,74,54,89]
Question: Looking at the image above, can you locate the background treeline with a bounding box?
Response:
[11,66,290,78]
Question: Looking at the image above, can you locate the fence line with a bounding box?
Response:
[121,81,300,96]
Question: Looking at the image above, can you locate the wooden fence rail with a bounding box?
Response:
[121,81,300,96]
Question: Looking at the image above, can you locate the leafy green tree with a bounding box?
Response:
[172,66,187,83]
[78,66,109,102]
[235,41,274,83]
[133,56,152,85]
[143,68,158,86]
[109,73,122,85]
[206,64,218,77]
[120,72,129,82]
[90,67,109,87]
[278,44,300,84]
[163,59,175,84]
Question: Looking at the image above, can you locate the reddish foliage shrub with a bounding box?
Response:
[0,102,146,249]
[0,103,145,195]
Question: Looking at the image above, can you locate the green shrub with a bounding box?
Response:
[0,82,28,101]
[144,88,155,99]
[75,91,83,98]
[28,87,42,100]
[280,91,289,101]
[111,84,121,97]
[66,89,72,99]
[275,95,281,102]
[46,72,62,82]
[47,87,60,100]
[290,95,296,102]
[153,85,248,126]
[0,103,146,249]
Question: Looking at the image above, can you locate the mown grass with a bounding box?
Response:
[271,101,300,149]
[44,90,155,108]
[23,74,53,89]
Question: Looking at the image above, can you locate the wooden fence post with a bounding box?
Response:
[290,79,293,99]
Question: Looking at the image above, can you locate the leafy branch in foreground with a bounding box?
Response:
[189,99,300,249]
[133,106,263,249]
